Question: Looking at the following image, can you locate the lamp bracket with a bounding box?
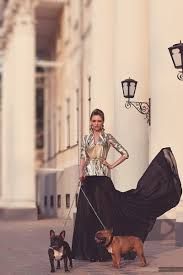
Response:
[125,98,151,125]
[177,71,183,81]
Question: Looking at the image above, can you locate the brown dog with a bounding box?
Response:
[95,229,147,268]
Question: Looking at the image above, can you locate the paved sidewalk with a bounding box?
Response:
[1,218,183,275]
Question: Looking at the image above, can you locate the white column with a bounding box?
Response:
[89,0,117,175]
[149,0,183,166]
[149,1,183,200]
[0,3,36,214]
[90,0,115,133]
[149,0,183,239]
[113,0,149,191]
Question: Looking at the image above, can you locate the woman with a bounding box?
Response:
[72,109,182,262]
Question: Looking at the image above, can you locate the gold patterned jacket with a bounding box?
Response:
[80,131,129,177]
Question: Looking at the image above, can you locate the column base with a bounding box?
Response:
[147,219,176,240]
[175,222,183,246]
[0,208,38,220]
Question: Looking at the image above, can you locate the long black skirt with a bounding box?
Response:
[72,147,182,260]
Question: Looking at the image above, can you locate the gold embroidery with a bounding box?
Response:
[80,132,129,177]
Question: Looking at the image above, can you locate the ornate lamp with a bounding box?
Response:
[168,41,183,80]
[121,77,151,125]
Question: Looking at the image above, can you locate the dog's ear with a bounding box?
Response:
[50,229,55,238]
[60,230,66,239]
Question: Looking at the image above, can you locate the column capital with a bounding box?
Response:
[0,0,38,49]
[15,0,37,26]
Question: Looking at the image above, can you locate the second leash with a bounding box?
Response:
[79,182,106,229]
[63,180,106,230]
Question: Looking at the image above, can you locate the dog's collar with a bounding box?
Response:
[105,235,113,248]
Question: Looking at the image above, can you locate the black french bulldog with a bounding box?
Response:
[48,229,73,273]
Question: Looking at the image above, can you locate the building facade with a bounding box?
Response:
[0,0,183,244]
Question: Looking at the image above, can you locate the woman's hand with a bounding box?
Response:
[79,173,86,184]
[102,160,113,170]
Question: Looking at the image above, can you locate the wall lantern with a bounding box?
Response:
[121,77,151,126]
[168,41,183,81]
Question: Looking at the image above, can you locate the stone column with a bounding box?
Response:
[90,0,115,133]
[149,0,183,241]
[0,1,37,219]
[89,0,116,172]
[113,0,149,191]
[90,0,149,190]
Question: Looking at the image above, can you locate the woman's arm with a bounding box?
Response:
[103,133,129,170]
[103,154,128,169]
[79,135,87,182]
[79,158,86,182]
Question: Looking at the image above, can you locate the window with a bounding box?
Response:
[76,89,79,144]
[44,196,47,207]
[50,195,54,208]
[36,67,44,149]
[66,98,71,148]
[57,194,61,208]
[75,193,78,208]
[66,194,70,208]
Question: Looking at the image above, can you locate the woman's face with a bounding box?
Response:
[90,115,103,132]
